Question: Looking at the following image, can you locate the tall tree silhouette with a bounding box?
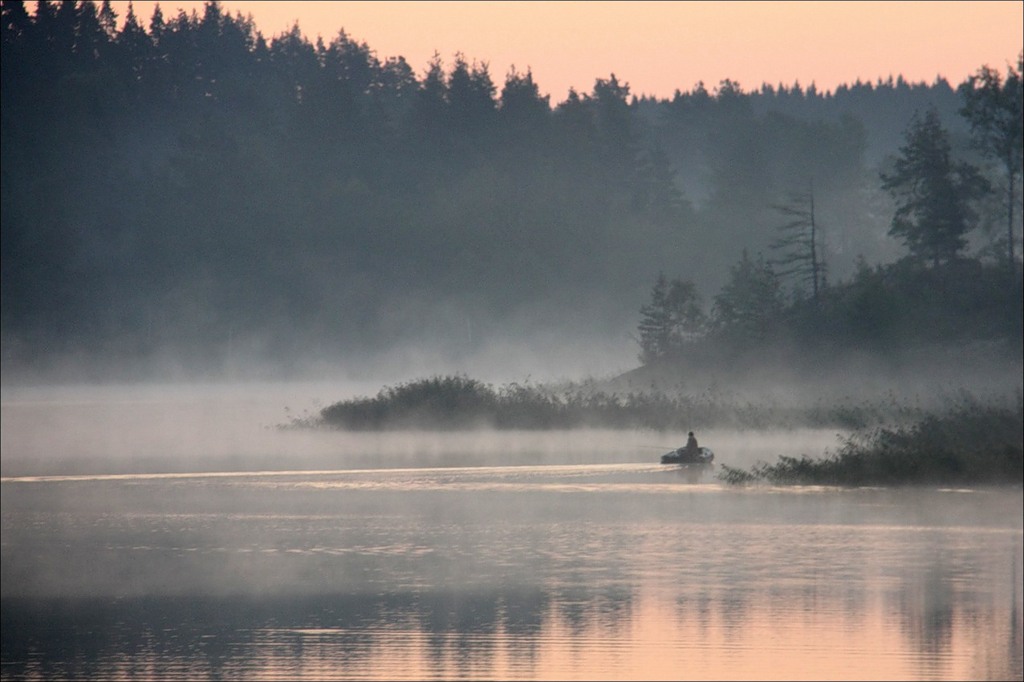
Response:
[499,66,549,131]
[408,51,448,151]
[769,184,826,303]
[880,108,988,266]
[712,250,784,342]
[447,52,496,136]
[959,54,1024,269]
[591,74,638,200]
[637,273,706,364]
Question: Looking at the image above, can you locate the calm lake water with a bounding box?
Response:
[1,384,1022,681]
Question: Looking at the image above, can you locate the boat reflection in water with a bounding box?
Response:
[2,462,1021,681]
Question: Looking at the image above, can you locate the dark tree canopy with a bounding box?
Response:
[880,108,989,266]
[711,251,784,342]
[1,0,1019,379]
[636,273,706,364]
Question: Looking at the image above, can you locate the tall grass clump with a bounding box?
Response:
[718,392,1023,486]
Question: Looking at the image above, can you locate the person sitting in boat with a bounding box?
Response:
[684,431,699,456]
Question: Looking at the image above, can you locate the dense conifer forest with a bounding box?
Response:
[2,1,1021,382]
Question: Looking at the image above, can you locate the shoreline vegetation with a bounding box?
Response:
[717,393,1022,486]
[296,375,1023,487]
[300,374,923,432]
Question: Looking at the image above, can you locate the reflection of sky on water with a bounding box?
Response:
[2,577,1019,680]
[2,468,1021,680]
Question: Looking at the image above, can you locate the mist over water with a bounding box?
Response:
[0,379,847,478]
[3,343,1020,478]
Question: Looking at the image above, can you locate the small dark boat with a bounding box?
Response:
[661,446,715,465]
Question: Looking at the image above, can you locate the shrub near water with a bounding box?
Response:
[719,393,1023,486]
[320,375,500,429]
[317,375,641,430]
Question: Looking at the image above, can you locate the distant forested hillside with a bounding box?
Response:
[1,1,1020,380]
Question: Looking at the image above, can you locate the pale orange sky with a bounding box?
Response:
[110,1,1022,100]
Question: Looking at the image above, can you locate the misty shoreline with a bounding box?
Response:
[3,339,1021,485]
[280,371,1021,488]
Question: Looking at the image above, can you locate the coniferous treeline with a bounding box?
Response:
[636,69,1022,369]
[1,1,1019,378]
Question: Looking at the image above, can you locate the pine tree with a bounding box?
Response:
[880,108,988,266]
